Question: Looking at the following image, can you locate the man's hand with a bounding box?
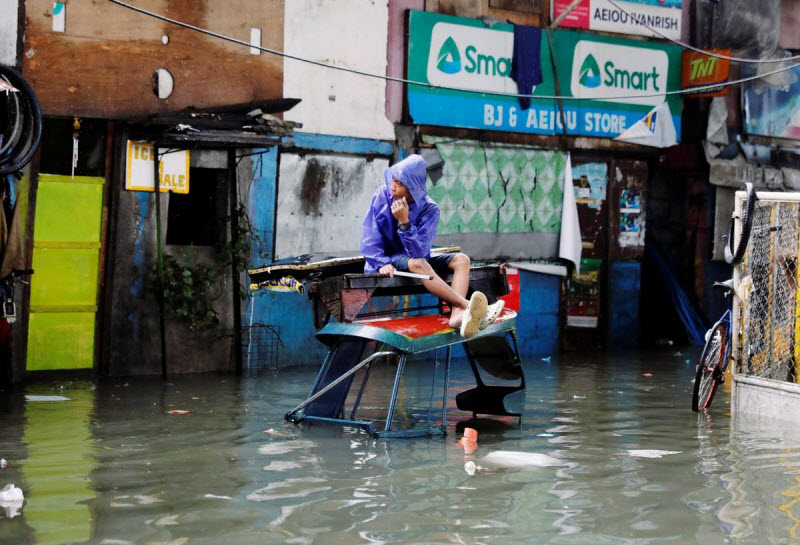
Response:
[379,264,396,277]
[391,196,410,224]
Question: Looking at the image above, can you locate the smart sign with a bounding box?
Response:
[407,11,682,140]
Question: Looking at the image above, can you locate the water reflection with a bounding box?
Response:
[3,352,800,543]
[22,384,94,545]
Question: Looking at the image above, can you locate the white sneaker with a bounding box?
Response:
[460,291,488,338]
[479,300,505,330]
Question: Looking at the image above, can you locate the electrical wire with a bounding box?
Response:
[605,0,800,64]
[107,0,800,102]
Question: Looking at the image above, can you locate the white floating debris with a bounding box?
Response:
[464,461,477,476]
[0,458,6,468]
[203,494,233,500]
[0,484,24,518]
[25,395,70,402]
[627,449,681,459]
[481,450,564,468]
[464,450,566,474]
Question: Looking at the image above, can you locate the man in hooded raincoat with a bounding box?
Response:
[360,154,503,338]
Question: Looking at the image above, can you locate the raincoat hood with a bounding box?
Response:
[383,154,428,205]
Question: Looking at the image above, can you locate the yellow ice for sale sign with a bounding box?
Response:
[125,140,190,194]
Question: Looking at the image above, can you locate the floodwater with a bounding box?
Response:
[1,349,799,545]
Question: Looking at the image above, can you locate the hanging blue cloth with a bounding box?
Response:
[6,175,15,207]
[510,24,543,110]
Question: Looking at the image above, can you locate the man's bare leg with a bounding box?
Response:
[407,254,471,328]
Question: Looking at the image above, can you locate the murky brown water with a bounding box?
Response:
[1,349,799,544]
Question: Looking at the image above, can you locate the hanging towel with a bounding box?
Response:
[510,24,543,110]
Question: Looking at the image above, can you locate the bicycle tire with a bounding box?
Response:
[0,65,42,175]
[692,321,727,411]
[724,182,756,265]
[0,88,23,156]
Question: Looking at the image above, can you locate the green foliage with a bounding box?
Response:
[149,254,220,331]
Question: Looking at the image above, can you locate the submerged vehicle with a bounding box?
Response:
[248,251,526,438]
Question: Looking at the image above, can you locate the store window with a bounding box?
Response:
[166,167,227,246]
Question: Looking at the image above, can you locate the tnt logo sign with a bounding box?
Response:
[681,49,730,98]
[689,56,717,80]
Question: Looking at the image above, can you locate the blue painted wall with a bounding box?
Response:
[609,261,641,349]
[247,147,278,262]
[283,132,394,156]
[515,271,561,358]
[242,146,331,368]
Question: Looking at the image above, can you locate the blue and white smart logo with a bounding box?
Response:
[578,54,602,88]
[570,41,668,107]
[427,23,518,94]
[436,37,462,74]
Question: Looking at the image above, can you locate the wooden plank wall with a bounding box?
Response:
[23,0,285,118]
[428,0,544,25]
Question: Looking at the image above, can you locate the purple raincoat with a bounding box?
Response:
[360,154,439,273]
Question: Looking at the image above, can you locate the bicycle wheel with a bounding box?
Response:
[692,321,727,411]
[724,182,756,265]
[0,65,42,175]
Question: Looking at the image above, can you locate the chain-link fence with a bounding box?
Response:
[735,193,800,383]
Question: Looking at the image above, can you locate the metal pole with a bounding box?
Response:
[285,350,396,417]
[383,353,408,433]
[153,144,167,378]
[546,0,582,137]
[228,150,243,374]
[441,345,451,434]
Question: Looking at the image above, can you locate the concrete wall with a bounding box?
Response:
[0,0,18,66]
[386,0,424,123]
[275,153,388,258]
[283,0,395,140]
[733,375,800,429]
